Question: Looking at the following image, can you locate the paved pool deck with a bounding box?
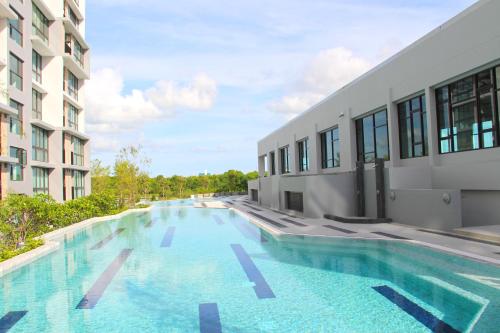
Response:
[222,197,500,266]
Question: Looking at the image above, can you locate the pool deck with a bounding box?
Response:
[224,197,500,266]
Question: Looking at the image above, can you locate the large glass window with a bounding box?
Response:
[32,126,49,162]
[32,3,49,43]
[33,167,49,195]
[32,89,43,120]
[65,69,79,99]
[297,138,309,172]
[66,102,79,130]
[8,9,23,46]
[72,136,84,166]
[356,110,389,163]
[73,170,85,199]
[398,95,428,159]
[436,67,499,153]
[9,99,23,135]
[9,53,23,91]
[32,50,42,83]
[270,151,276,176]
[9,147,24,181]
[279,146,290,174]
[64,3,80,28]
[321,127,340,168]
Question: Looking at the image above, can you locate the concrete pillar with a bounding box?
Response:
[258,155,266,177]
[0,114,8,156]
[425,86,440,167]
[290,134,297,174]
[310,124,320,174]
[344,108,358,172]
[0,163,8,200]
[387,88,400,168]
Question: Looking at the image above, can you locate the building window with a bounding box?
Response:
[9,53,23,91]
[33,167,49,195]
[32,89,43,120]
[436,66,499,153]
[65,102,79,130]
[32,3,49,43]
[73,170,85,199]
[72,136,84,166]
[9,100,23,135]
[32,50,42,83]
[66,35,84,67]
[8,9,23,46]
[356,110,389,163]
[398,95,428,159]
[321,127,340,168]
[297,138,309,172]
[64,3,80,28]
[32,126,49,162]
[9,147,25,181]
[65,69,79,99]
[270,151,276,176]
[279,146,290,174]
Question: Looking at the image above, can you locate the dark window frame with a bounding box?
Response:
[320,127,340,169]
[270,151,276,176]
[32,50,42,83]
[9,53,23,91]
[397,94,428,159]
[33,167,49,195]
[32,126,49,162]
[297,138,309,172]
[8,7,23,46]
[279,146,290,174]
[436,66,499,154]
[32,89,43,120]
[356,109,390,163]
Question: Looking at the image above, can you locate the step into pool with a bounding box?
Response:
[1,202,499,332]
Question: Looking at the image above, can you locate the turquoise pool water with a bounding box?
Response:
[1,203,499,332]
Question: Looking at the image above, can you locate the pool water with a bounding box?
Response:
[1,203,499,332]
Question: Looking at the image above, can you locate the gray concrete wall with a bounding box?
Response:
[461,190,500,227]
[387,189,462,230]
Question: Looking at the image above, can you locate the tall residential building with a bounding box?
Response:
[0,0,90,201]
[249,0,500,231]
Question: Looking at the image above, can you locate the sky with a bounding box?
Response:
[84,0,477,176]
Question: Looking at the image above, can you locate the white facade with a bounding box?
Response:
[0,0,90,201]
[249,0,500,230]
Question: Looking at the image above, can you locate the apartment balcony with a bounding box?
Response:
[0,0,16,19]
[63,91,83,110]
[62,18,89,51]
[31,33,55,57]
[32,79,48,94]
[61,126,90,141]
[65,0,84,22]
[63,49,90,80]
[30,118,55,132]
[0,101,19,117]
[64,164,90,172]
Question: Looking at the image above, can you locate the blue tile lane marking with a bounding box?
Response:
[372,285,460,333]
[90,228,125,250]
[231,244,275,299]
[231,219,267,243]
[161,227,176,247]
[212,215,224,225]
[0,311,27,333]
[76,249,133,309]
[371,232,410,240]
[145,218,157,228]
[199,303,222,333]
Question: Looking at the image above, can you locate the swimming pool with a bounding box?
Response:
[1,203,499,332]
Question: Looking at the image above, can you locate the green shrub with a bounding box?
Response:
[0,192,125,262]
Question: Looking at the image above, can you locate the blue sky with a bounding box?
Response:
[85,0,476,176]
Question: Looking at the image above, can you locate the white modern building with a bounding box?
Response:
[249,0,500,231]
[0,0,90,201]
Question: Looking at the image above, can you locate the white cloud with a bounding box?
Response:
[146,74,216,110]
[269,47,372,118]
[85,68,217,152]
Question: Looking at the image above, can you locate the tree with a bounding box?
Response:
[91,159,111,194]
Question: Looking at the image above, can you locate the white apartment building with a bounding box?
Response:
[249,0,500,231]
[0,0,90,201]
